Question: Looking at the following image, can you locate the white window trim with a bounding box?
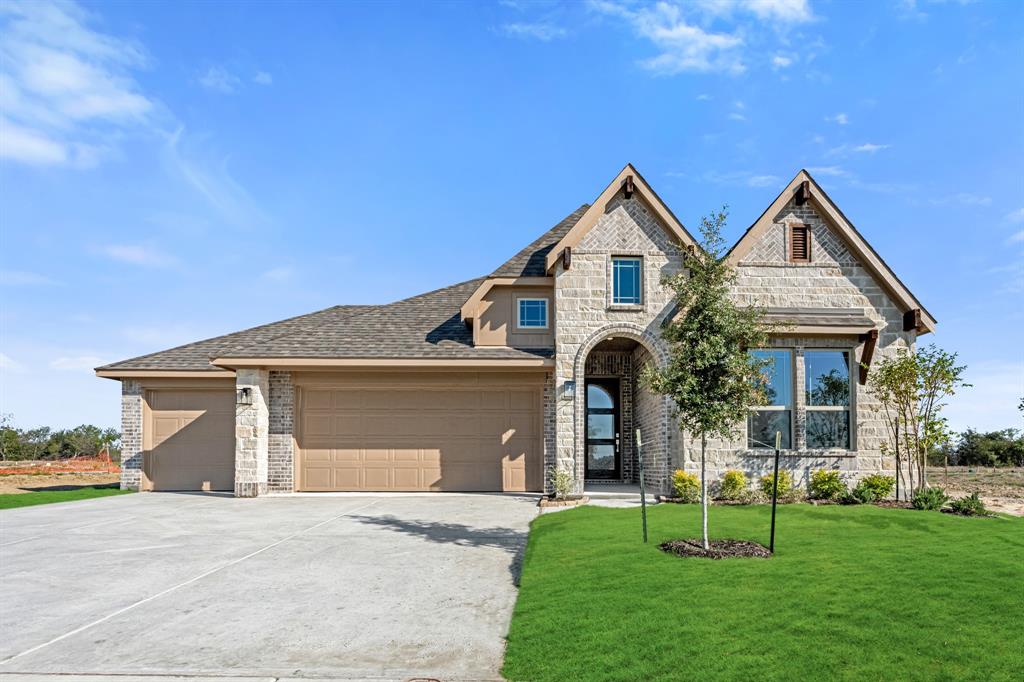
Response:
[610,256,644,307]
[804,348,855,451]
[747,348,795,450]
[515,297,549,330]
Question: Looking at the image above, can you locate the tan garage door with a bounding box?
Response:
[295,372,544,492]
[145,388,235,491]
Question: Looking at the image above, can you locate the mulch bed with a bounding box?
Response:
[659,538,772,560]
[874,500,915,510]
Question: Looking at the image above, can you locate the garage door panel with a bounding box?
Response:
[147,388,234,492]
[304,389,334,409]
[297,379,542,492]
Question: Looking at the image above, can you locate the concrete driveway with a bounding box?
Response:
[0,492,537,681]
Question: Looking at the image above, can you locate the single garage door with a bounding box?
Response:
[145,388,235,491]
[295,372,544,492]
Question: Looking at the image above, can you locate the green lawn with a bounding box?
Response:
[503,504,1023,682]
[0,485,131,510]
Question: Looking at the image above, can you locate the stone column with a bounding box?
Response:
[235,368,270,497]
[120,379,143,491]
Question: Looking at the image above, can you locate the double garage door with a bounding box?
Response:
[295,372,544,492]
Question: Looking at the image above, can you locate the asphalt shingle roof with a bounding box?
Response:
[218,278,552,361]
[101,207,591,371]
[97,305,372,372]
[489,204,589,277]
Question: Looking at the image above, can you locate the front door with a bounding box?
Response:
[585,379,620,479]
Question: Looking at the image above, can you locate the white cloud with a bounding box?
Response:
[1005,208,1024,224]
[0,352,27,373]
[747,174,780,187]
[502,22,567,41]
[1007,230,1024,245]
[728,112,747,122]
[810,133,825,144]
[121,323,199,348]
[772,54,793,69]
[695,93,712,100]
[928,192,992,207]
[825,112,849,125]
[198,65,241,94]
[0,0,154,168]
[0,270,60,286]
[695,0,814,23]
[50,355,105,371]
[262,266,294,282]
[252,71,273,85]
[806,165,850,177]
[99,244,177,268]
[852,143,890,153]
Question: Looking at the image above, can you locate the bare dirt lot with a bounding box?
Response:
[932,466,1024,516]
[0,459,121,494]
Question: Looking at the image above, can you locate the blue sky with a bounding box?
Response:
[1,0,1021,433]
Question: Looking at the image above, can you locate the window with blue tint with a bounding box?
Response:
[517,298,548,328]
[747,350,792,449]
[612,257,642,305]
[805,350,851,449]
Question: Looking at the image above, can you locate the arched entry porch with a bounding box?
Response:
[568,324,675,494]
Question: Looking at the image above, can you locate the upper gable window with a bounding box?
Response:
[612,257,642,305]
[517,298,548,329]
[789,224,811,262]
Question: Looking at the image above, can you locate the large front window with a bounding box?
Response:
[805,350,851,449]
[748,350,792,449]
[612,257,642,305]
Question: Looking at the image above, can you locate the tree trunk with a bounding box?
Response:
[700,433,709,551]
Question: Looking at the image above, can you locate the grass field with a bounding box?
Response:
[0,484,131,510]
[503,504,1023,682]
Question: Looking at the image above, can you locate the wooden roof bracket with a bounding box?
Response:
[795,180,811,205]
[562,246,572,270]
[624,175,635,199]
[903,308,922,332]
[858,328,879,385]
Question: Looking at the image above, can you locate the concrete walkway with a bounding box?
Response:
[0,492,538,681]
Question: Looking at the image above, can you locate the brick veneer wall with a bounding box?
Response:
[120,379,143,490]
[268,370,294,492]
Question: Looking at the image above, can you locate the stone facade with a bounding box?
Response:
[553,190,678,494]
[676,199,916,488]
[120,379,143,490]
[234,368,270,497]
[268,370,294,492]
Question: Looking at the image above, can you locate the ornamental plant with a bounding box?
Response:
[760,469,794,500]
[645,208,770,550]
[808,469,847,501]
[948,492,988,517]
[551,469,573,500]
[857,474,895,500]
[719,470,749,501]
[672,470,700,503]
[912,486,949,511]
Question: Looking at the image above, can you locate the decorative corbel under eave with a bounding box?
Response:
[562,246,572,270]
[858,329,879,385]
[903,308,922,332]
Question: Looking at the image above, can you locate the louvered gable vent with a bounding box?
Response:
[789,224,810,262]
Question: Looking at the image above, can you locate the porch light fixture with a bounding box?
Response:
[561,380,576,401]
[236,387,253,406]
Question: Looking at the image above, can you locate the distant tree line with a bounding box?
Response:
[934,429,1024,468]
[0,415,121,462]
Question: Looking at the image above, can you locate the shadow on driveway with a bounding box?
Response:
[348,514,529,584]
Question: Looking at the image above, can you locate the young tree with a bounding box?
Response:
[867,344,969,496]
[645,208,770,550]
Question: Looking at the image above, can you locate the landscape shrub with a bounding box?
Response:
[719,470,749,501]
[948,492,988,517]
[808,469,847,500]
[858,474,896,500]
[759,470,794,500]
[844,484,877,505]
[912,487,949,511]
[551,469,574,500]
[671,470,700,503]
